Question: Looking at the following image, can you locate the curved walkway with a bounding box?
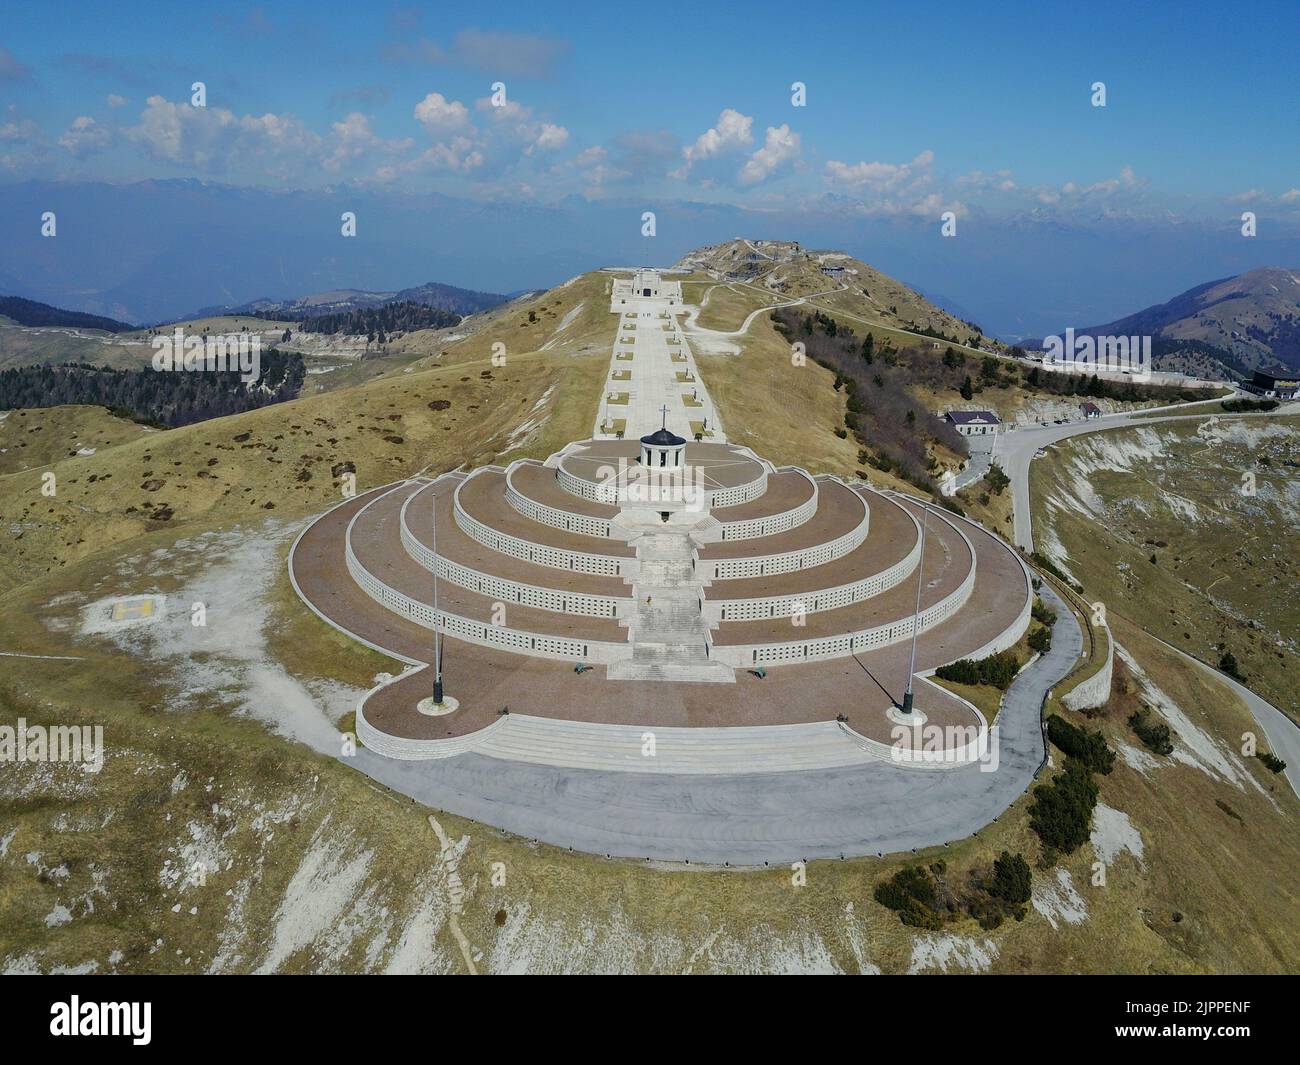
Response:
[346,583,1076,865]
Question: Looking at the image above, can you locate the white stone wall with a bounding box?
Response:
[455,473,635,578]
[707,528,921,622]
[700,489,869,580]
[347,493,629,664]
[399,494,629,619]
[1061,625,1114,711]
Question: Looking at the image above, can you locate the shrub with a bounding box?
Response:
[984,463,1010,495]
[1128,708,1174,756]
[1219,651,1245,681]
[1030,552,1083,593]
[1028,625,1052,654]
[1046,715,1115,774]
[1258,750,1287,774]
[1031,598,1057,626]
[873,866,944,929]
[1029,757,1099,855]
[936,648,1022,690]
[989,851,1032,904]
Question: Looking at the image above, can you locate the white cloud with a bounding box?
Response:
[413,92,470,134]
[672,108,754,179]
[824,149,935,193]
[821,150,956,216]
[530,122,568,152]
[106,94,128,109]
[58,115,112,157]
[0,105,42,144]
[323,112,412,173]
[739,123,800,185]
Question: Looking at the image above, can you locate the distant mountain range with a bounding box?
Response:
[0,295,134,333]
[1027,267,1300,375]
[188,279,509,324]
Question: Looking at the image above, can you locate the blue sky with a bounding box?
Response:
[1,2,1297,334]
[3,0,1297,206]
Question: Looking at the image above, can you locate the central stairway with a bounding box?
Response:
[608,526,735,683]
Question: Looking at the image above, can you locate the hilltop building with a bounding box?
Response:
[614,268,680,304]
[1240,370,1299,400]
[944,410,1001,436]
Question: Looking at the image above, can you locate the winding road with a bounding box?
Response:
[1002,394,1300,797]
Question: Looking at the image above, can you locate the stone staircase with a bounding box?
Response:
[608,526,735,683]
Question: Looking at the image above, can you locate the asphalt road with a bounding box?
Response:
[1004,394,1300,798]
[1002,395,1244,551]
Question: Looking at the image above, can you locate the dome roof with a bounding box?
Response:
[640,427,686,447]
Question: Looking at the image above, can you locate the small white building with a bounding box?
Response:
[639,426,687,468]
[612,269,681,306]
[944,410,1001,436]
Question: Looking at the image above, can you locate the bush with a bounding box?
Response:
[1029,757,1099,855]
[1222,398,1277,413]
[1031,598,1058,626]
[1028,625,1052,654]
[1219,651,1245,681]
[936,648,1022,690]
[1046,714,1115,774]
[1129,708,1174,756]
[873,866,944,928]
[983,463,1010,495]
[1258,750,1287,774]
[989,851,1032,904]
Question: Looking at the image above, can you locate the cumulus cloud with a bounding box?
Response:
[955,168,1015,192]
[739,123,800,185]
[0,105,42,145]
[322,112,412,174]
[475,95,569,155]
[127,95,322,175]
[125,95,413,181]
[529,122,569,153]
[413,92,470,133]
[58,116,112,157]
[671,108,754,179]
[821,150,957,216]
[0,105,47,173]
[825,149,935,193]
[106,93,128,108]
[1034,164,1145,205]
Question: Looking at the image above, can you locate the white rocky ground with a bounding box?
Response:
[1115,645,1268,800]
[1032,868,1088,930]
[70,521,364,754]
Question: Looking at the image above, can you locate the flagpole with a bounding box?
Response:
[432,485,444,705]
[900,499,929,717]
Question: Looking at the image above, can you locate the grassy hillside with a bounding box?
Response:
[1031,415,1300,721]
[0,404,151,476]
[2,260,1297,975]
[3,537,1295,973]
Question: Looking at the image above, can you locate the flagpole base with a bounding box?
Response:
[417,696,460,717]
